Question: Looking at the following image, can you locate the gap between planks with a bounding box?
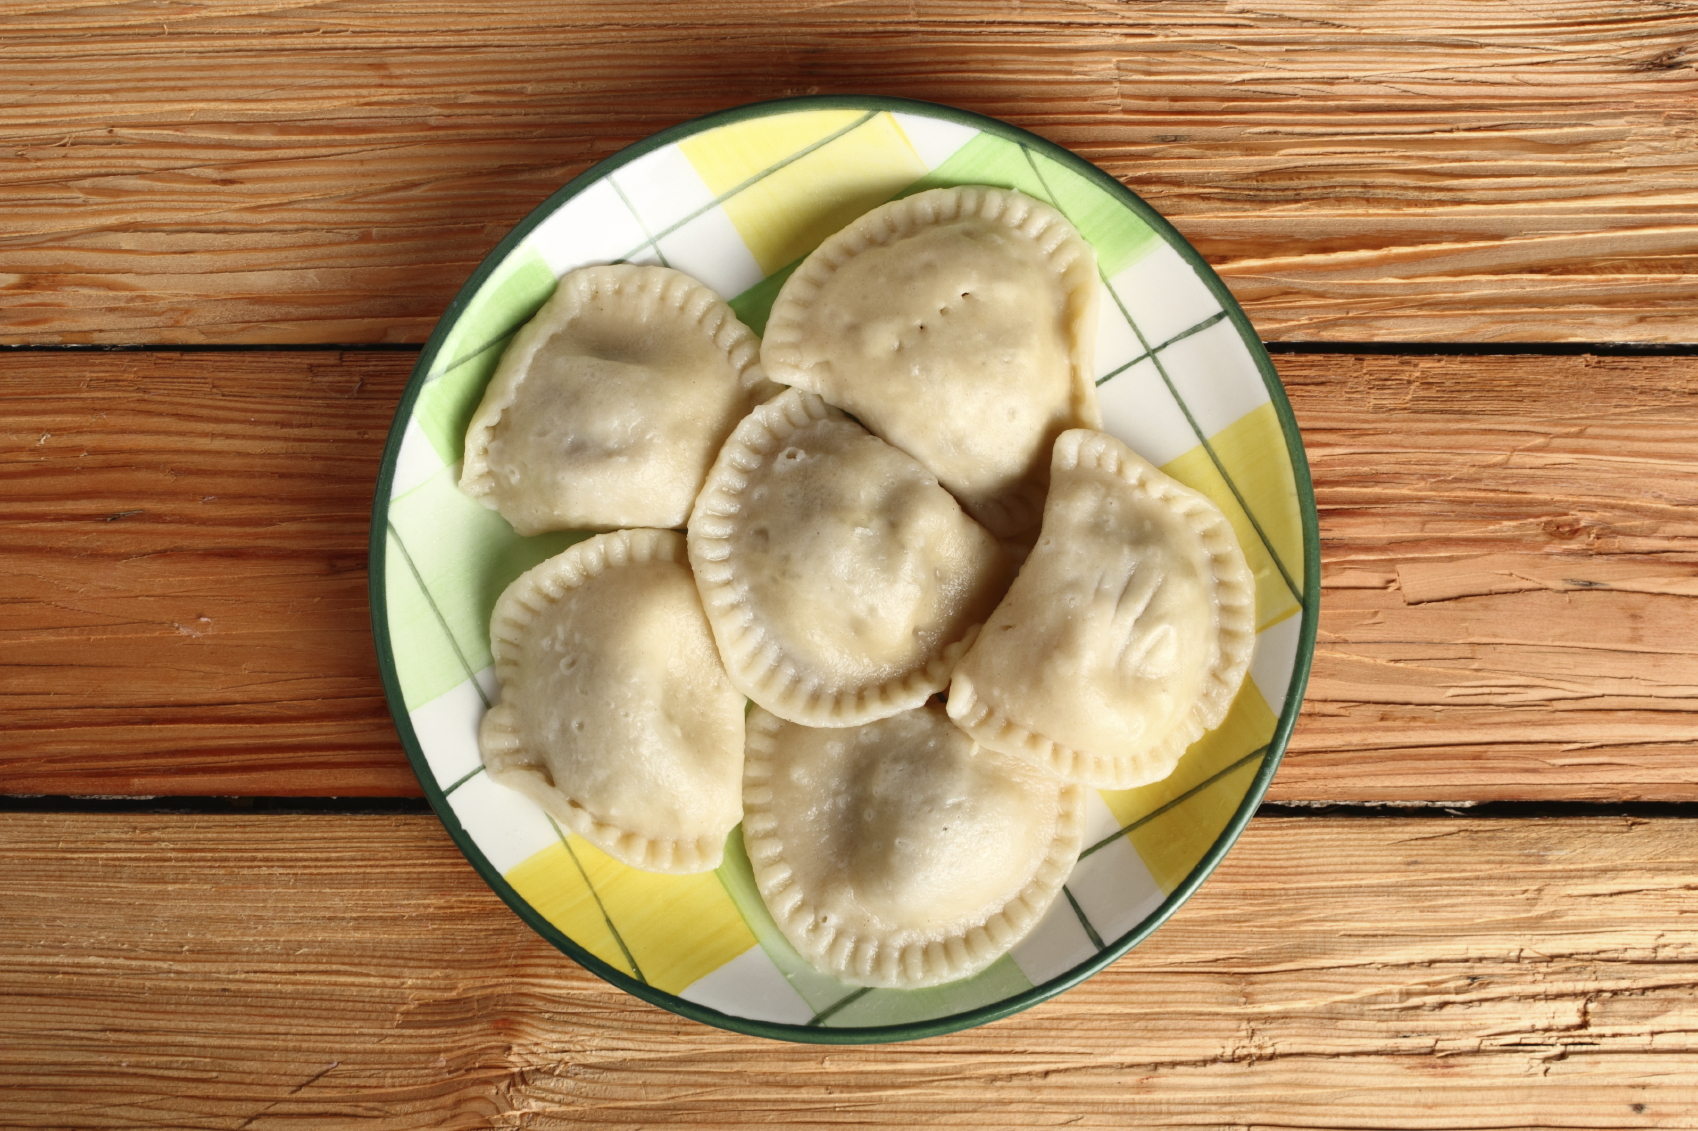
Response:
[9,795,1698,822]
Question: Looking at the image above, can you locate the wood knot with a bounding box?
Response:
[1633,48,1691,72]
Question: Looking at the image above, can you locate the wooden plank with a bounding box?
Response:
[1281,351,1698,802]
[1,351,415,796]
[5,349,1696,800]
[4,0,1696,345]
[0,813,1693,1128]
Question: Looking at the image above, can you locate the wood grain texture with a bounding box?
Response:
[0,813,1694,1128]
[1282,351,1698,802]
[4,0,1697,345]
[5,350,1696,800]
[0,351,410,796]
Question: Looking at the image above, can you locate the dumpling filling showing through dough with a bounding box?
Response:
[478,529,744,874]
[742,704,1086,989]
[461,264,771,535]
[761,185,1101,539]
[689,387,1011,728]
[947,429,1256,789]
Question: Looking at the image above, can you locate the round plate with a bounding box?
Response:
[370,95,1318,1043]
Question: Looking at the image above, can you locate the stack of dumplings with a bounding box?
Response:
[464,189,1254,989]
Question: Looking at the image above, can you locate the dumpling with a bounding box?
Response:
[947,430,1256,789]
[461,264,772,535]
[742,704,1086,989]
[761,186,1101,538]
[478,528,744,873]
[689,387,1011,728]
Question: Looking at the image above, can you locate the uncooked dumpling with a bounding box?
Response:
[761,186,1101,538]
[947,430,1255,789]
[742,704,1086,989]
[461,264,772,535]
[689,388,1011,728]
[479,528,744,873]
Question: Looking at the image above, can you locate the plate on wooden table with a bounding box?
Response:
[369,95,1318,1042]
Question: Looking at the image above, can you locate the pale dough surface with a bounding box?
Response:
[742,704,1086,989]
[479,529,744,874]
[761,186,1101,538]
[461,264,770,535]
[947,430,1256,789]
[689,388,1010,728]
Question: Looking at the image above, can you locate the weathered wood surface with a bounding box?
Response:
[1,813,1693,1129]
[5,0,1698,345]
[1291,351,1698,802]
[7,6,1697,1128]
[1,351,406,796]
[6,350,1695,800]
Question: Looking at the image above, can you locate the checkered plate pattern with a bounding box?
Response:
[370,97,1319,1043]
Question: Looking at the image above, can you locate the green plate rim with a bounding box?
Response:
[368,94,1320,1045]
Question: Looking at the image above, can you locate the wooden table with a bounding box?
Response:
[5,2,1697,1126]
